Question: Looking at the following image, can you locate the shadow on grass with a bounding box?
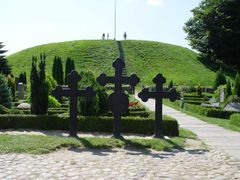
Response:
[67,136,209,159]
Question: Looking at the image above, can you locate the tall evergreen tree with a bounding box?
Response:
[0,74,12,108]
[30,54,49,114]
[0,42,11,75]
[30,56,39,114]
[52,56,63,85]
[65,57,72,84]
[234,73,240,97]
[52,56,58,83]
[65,57,75,84]
[226,79,232,98]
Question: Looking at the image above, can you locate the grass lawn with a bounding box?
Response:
[164,100,240,132]
[8,40,217,86]
[0,128,196,154]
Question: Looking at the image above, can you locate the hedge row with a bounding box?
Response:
[0,115,179,136]
[184,103,239,119]
[230,114,240,127]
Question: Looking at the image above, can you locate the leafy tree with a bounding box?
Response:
[0,42,11,75]
[30,54,49,114]
[226,79,232,97]
[234,73,240,96]
[0,74,12,108]
[78,71,107,116]
[184,0,240,67]
[213,68,226,89]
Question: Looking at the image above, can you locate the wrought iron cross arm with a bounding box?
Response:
[162,88,180,102]
[122,74,140,87]
[77,86,96,101]
[138,88,150,102]
[52,86,71,98]
[97,73,114,86]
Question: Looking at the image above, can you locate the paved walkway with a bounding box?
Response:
[135,95,240,161]
[0,148,240,179]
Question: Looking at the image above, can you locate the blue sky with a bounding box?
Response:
[1,0,201,55]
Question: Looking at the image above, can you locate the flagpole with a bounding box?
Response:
[114,0,117,40]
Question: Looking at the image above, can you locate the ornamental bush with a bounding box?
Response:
[48,95,61,108]
[230,114,240,127]
[78,71,107,116]
[0,115,179,136]
[213,68,226,90]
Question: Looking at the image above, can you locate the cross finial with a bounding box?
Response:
[153,73,166,85]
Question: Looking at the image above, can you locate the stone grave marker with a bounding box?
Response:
[97,58,140,138]
[220,88,225,103]
[52,70,96,137]
[18,82,25,100]
[138,74,179,138]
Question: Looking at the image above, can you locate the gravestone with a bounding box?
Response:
[138,74,179,138]
[18,83,25,100]
[220,88,225,103]
[97,58,140,138]
[52,70,96,137]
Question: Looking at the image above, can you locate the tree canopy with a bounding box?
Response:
[184,0,240,67]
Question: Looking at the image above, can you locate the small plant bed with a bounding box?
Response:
[0,128,196,154]
[164,100,240,132]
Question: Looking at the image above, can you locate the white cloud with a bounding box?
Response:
[147,0,164,6]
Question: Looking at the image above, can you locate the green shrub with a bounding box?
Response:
[0,74,12,108]
[197,85,202,96]
[48,96,61,108]
[46,75,57,93]
[184,103,239,119]
[7,74,16,101]
[78,71,107,116]
[230,114,240,127]
[0,105,10,114]
[0,115,179,136]
[213,68,226,90]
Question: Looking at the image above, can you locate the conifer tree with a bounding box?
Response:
[234,73,240,97]
[0,74,12,108]
[65,57,75,84]
[226,79,232,98]
[0,42,11,75]
[30,54,48,114]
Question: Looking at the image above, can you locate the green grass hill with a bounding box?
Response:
[8,40,216,86]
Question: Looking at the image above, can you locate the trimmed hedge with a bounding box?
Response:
[0,115,179,136]
[184,103,239,119]
[230,114,240,127]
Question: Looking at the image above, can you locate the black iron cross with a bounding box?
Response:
[52,70,96,137]
[97,58,140,138]
[138,74,179,138]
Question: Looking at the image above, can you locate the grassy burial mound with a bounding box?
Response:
[8,40,216,86]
